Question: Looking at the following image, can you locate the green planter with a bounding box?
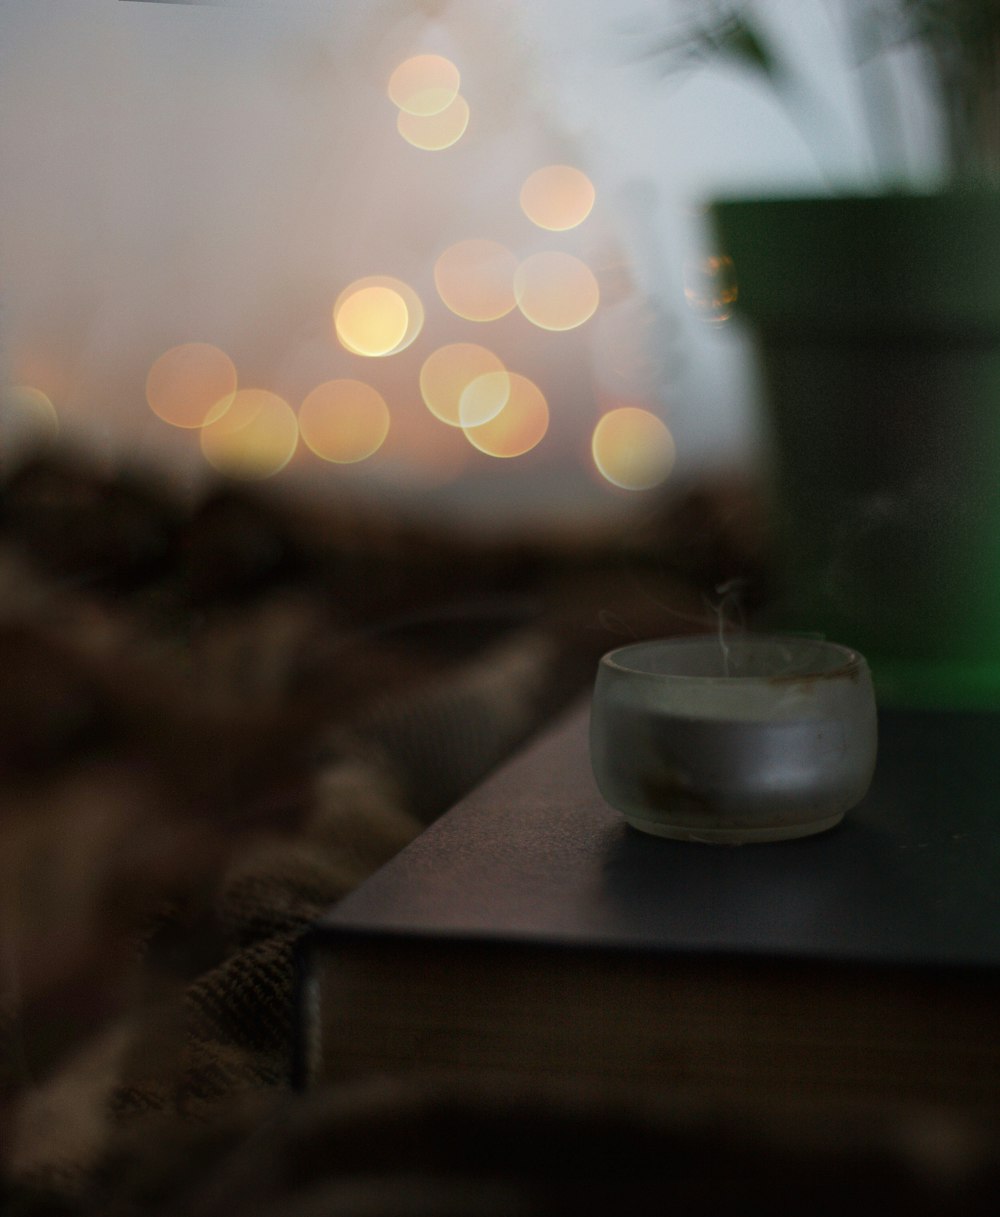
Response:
[712,191,1000,708]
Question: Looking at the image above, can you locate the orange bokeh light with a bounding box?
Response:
[434,239,517,322]
[333,276,424,357]
[298,379,390,464]
[420,343,508,427]
[388,54,460,116]
[514,252,600,331]
[458,371,511,429]
[200,389,298,480]
[464,373,548,458]
[145,342,237,429]
[591,407,675,490]
[519,164,595,231]
[397,94,470,150]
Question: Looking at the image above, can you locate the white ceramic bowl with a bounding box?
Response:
[590,635,878,843]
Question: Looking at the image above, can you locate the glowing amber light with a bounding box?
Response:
[0,385,59,464]
[145,342,237,429]
[200,389,298,480]
[335,286,406,356]
[397,94,470,150]
[434,239,517,322]
[333,276,424,357]
[458,371,511,428]
[298,379,390,464]
[514,252,599,331]
[388,54,460,116]
[684,255,738,324]
[520,164,595,231]
[464,373,548,458]
[592,407,676,490]
[420,343,508,427]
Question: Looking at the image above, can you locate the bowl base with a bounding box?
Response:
[622,810,845,845]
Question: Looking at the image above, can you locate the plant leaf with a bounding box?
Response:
[711,14,780,81]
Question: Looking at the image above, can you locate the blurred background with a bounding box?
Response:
[0,0,938,532]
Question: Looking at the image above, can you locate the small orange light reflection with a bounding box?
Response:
[420,343,508,427]
[200,389,298,480]
[514,252,600,331]
[464,373,548,458]
[592,407,675,490]
[298,379,390,464]
[333,276,424,357]
[0,385,59,466]
[434,239,517,322]
[397,94,470,150]
[146,342,237,429]
[388,54,460,116]
[520,165,595,231]
[683,255,738,324]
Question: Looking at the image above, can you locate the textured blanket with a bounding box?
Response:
[2,453,771,1213]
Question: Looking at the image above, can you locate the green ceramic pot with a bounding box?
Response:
[712,191,1000,708]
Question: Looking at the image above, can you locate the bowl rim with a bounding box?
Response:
[599,633,866,684]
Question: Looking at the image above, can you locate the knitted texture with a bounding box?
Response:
[0,455,755,1214]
